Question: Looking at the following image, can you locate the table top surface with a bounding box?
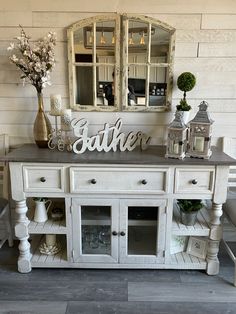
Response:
[1,144,236,166]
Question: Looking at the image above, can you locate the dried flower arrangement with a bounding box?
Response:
[7,27,57,93]
[7,27,57,147]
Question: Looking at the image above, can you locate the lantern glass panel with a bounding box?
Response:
[194,137,204,152]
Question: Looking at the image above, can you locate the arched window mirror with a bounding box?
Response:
[67,14,175,112]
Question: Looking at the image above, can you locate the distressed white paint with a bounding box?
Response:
[10,158,229,273]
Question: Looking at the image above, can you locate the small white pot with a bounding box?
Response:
[178,110,190,124]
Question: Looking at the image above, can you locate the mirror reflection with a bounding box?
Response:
[125,19,170,109]
[68,14,175,111]
[73,20,116,108]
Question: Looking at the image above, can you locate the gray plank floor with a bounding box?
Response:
[0,242,236,314]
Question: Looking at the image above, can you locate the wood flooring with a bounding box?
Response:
[0,242,236,314]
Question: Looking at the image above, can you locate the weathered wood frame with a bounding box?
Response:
[67,13,175,112]
[121,14,175,112]
[67,14,120,112]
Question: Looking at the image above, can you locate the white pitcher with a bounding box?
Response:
[33,199,52,223]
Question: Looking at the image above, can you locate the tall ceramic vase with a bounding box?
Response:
[33,92,52,148]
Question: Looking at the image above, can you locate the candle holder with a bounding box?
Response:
[61,109,72,132]
[39,234,61,255]
[186,101,214,159]
[48,110,74,151]
[48,112,63,150]
[63,130,74,152]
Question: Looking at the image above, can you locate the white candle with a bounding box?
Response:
[173,143,179,154]
[50,94,62,116]
[61,109,72,131]
[194,137,204,152]
[46,234,56,247]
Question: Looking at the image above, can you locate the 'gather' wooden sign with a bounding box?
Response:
[72,118,151,154]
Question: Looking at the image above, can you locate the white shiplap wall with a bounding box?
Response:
[0,0,236,147]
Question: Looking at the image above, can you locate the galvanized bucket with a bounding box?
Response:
[180,211,198,226]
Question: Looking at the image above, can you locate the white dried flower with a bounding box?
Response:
[7,43,15,51]
[11,55,18,62]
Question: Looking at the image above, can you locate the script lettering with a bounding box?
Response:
[72,118,151,154]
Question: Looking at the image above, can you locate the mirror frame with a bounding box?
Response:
[67,13,175,112]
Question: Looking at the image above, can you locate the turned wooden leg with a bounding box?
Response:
[14,200,32,273]
[206,202,223,275]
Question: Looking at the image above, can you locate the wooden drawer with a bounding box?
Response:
[70,167,169,194]
[23,166,65,193]
[175,167,215,194]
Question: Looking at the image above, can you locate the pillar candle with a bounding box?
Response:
[50,94,62,116]
[61,109,72,131]
[173,143,179,154]
[194,137,204,152]
[46,234,56,247]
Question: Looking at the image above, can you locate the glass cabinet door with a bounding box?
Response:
[119,199,166,264]
[71,199,119,263]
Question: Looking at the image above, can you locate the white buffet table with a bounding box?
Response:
[2,144,235,274]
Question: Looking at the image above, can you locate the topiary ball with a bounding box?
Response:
[177,72,196,92]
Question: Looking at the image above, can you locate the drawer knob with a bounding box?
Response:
[90,179,97,184]
[112,231,118,236]
[120,231,126,236]
[40,177,46,183]
[141,179,147,185]
[191,179,198,185]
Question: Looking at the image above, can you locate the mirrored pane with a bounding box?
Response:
[128,60,146,79]
[128,65,146,106]
[128,206,158,255]
[74,65,93,106]
[149,66,167,106]
[97,65,116,106]
[150,24,170,61]
[95,20,116,53]
[150,65,167,83]
[81,206,111,255]
[128,19,148,56]
[73,24,94,57]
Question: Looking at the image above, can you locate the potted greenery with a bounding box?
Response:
[177,199,203,226]
[176,72,196,123]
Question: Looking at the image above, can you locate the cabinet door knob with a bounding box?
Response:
[112,231,118,236]
[191,179,198,185]
[120,231,126,236]
[141,179,147,185]
[40,177,46,182]
[90,179,97,184]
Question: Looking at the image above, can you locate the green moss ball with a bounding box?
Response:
[177,72,196,92]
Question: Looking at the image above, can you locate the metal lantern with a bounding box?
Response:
[187,101,214,159]
[166,111,188,159]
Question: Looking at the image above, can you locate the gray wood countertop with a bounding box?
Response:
[1,144,236,165]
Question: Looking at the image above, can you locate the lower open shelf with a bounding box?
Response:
[169,251,207,269]
[30,235,68,267]
[172,203,211,236]
[28,235,207,270]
